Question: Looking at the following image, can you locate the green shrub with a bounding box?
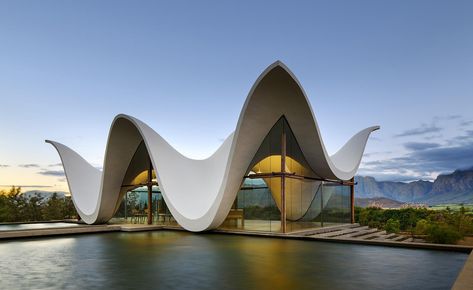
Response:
[384,219,400,234]
[415,219,429,235]
[425,223,463,244]
[355,206,472,244]
[368,220,382,229]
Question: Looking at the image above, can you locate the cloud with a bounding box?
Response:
[363,151,393,158]
[19,164,40,168]
[48,163,63,167]
[460,120,473,127]
[394,124,442,138]
[450,130,473,145]
[403,142,441,151]
[433,115,462,122]
[362,116,473,181]
[0,164,9,168]
[37,170,65,177]
[360,141,473,181]
[413,143,473,171]
[0,184,52,188]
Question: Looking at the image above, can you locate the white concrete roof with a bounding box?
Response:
[46,61,379,231]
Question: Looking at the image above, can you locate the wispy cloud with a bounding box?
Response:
[361,140,473,181]
[433,115,462,121]
[19,164,40,168]
[0,164,9,168]
[449,130,473,145]
[403,142,441,151]
[394,124,442,138]
[363,151,392,158]
[48,163,63,167]
[459,120,473,127]
[0,184,52,188]
[37,170,65,177]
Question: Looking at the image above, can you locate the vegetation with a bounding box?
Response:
[355,206,473,244]
[243,205,280,220]
[384,219,400,234]
[0,186,77,223]
[429,204,473,213]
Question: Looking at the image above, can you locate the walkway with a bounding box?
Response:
[298,223,424,243]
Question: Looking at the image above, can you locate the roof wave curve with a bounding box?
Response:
[46,61,379,231]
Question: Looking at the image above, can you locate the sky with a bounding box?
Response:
[0,0,472,192]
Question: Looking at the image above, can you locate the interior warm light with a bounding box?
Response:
[250,155,321,221]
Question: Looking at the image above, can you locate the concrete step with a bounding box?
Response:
[297,223,360,236]
[314,226,369,238]
[360,230,387,240]
[373,233,397,240]
[390,235,409,242]
[339,228,379,238]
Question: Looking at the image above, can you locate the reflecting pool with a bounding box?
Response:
[0,231,467,290]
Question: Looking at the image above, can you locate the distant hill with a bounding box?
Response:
[15,168,473,206]
[355,168,473,205]
[355,197,404,208]
[22,190,68,200]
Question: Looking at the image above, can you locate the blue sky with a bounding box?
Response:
[0,1,472,191]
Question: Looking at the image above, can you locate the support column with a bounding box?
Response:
[320,183,324,227]
[125,192,127,221]
[147,159,153,225]
[350,177,355,224]
[280,130,287,234]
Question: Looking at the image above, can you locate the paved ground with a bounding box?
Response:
[452,250,473,290]
[297,223,425,243]
[0,224,121,239]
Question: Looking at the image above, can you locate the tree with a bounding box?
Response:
[385,219,400,234]
[25,193,44,221]
[42,192,64,220]
[0,187,77,222]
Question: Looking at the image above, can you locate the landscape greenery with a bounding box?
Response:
[0,187,77,223]
[355,206,473,244]
[2,185,473,245]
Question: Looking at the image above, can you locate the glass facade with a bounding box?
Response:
[111,185,178,226]
[111,116,352,232]
[220,116,352,233]
[219,177,281,233]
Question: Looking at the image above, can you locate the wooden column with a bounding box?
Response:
[280,130,287,234]
[320,183,324,227]
[350,177,355,224]
[124,192,128,220]
[147,159,153,225]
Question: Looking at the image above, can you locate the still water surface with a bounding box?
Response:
[0,231,467,290]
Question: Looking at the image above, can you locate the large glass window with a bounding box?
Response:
[219,116,353,233]
[111,184,178,226]
[219,177,281,232]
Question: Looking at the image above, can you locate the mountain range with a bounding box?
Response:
[355,167,473,205]
[15,168,473,206]
[22,190,68,200]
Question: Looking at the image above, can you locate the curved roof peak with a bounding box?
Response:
[46,62,379,231]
